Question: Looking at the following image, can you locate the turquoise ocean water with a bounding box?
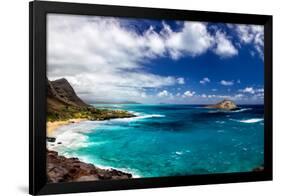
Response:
[48,104,264,177]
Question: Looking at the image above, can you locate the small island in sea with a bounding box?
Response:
[46,14,265,183]
[205,99,238,110]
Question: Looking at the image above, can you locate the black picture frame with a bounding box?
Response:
[29,1,273,195]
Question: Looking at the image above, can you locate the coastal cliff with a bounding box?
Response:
[47,78,135,121]
[205,99,238,110]
[47,150,132,183]
[48,78,89,108]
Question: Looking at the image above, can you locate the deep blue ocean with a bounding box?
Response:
[48,104,264,177]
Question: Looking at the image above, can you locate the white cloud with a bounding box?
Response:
[177,77,185,84]
[239,87,264,95]
[201,93,243,101]
[164,22,214,59]
[157,90,170,97]
[47,14,245,103]
[200,77,210,84]
[239,87,255,94]
[213,31,238,58]
[220,80,234,86]
[183,90,196,97]
[236,25,254,43]
[48,14,186,103]
[236,24,264,59]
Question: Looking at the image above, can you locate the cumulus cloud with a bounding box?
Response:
[157,90,170,97]
[239,87,255,94]
[220,80,234,86]
[235,24,264,59]
[47,14,244,103]
[239,87,264,94]
[200,77,210,84]
[183,91,196,97]
[47,14,184,102]
[213,31,238,57]
[163,21,214,59]
[199,93,244,101]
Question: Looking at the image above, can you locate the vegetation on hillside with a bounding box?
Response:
[47,105,135,122]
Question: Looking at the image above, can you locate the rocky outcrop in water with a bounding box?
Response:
[47,150,132,183]
[205,99,238,110]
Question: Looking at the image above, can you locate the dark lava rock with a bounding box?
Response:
[47,137,56,143]
[47,150,132,183]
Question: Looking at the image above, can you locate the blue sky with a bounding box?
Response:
[47,14,264,104]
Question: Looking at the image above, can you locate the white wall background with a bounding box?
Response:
[0,0,279,195]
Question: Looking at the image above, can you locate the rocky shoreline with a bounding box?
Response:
[47,150,132,183]
[46,77,136,182]
[46,114,136,182]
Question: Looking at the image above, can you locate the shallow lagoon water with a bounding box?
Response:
[48,104,264,177]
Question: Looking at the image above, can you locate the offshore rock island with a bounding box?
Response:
[47,78,135,183]
[205,99,238,110]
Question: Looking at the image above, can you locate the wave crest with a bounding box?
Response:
[208,108,252,114]
[231,118,264,123]
[111,114,165,122]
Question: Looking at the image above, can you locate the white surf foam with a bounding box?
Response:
[229,108,252,113]
[47,132,90,152]
[208,108,251,114]
[231,118,264,123]
[111,114,165,122]
[175,151,183,155]
[93,163,141,178]
[47,121,99,151]
[77,155,141,178]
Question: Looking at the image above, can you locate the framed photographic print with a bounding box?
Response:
[29,1,272,195]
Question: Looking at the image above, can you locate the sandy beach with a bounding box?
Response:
[47,118,87,137]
